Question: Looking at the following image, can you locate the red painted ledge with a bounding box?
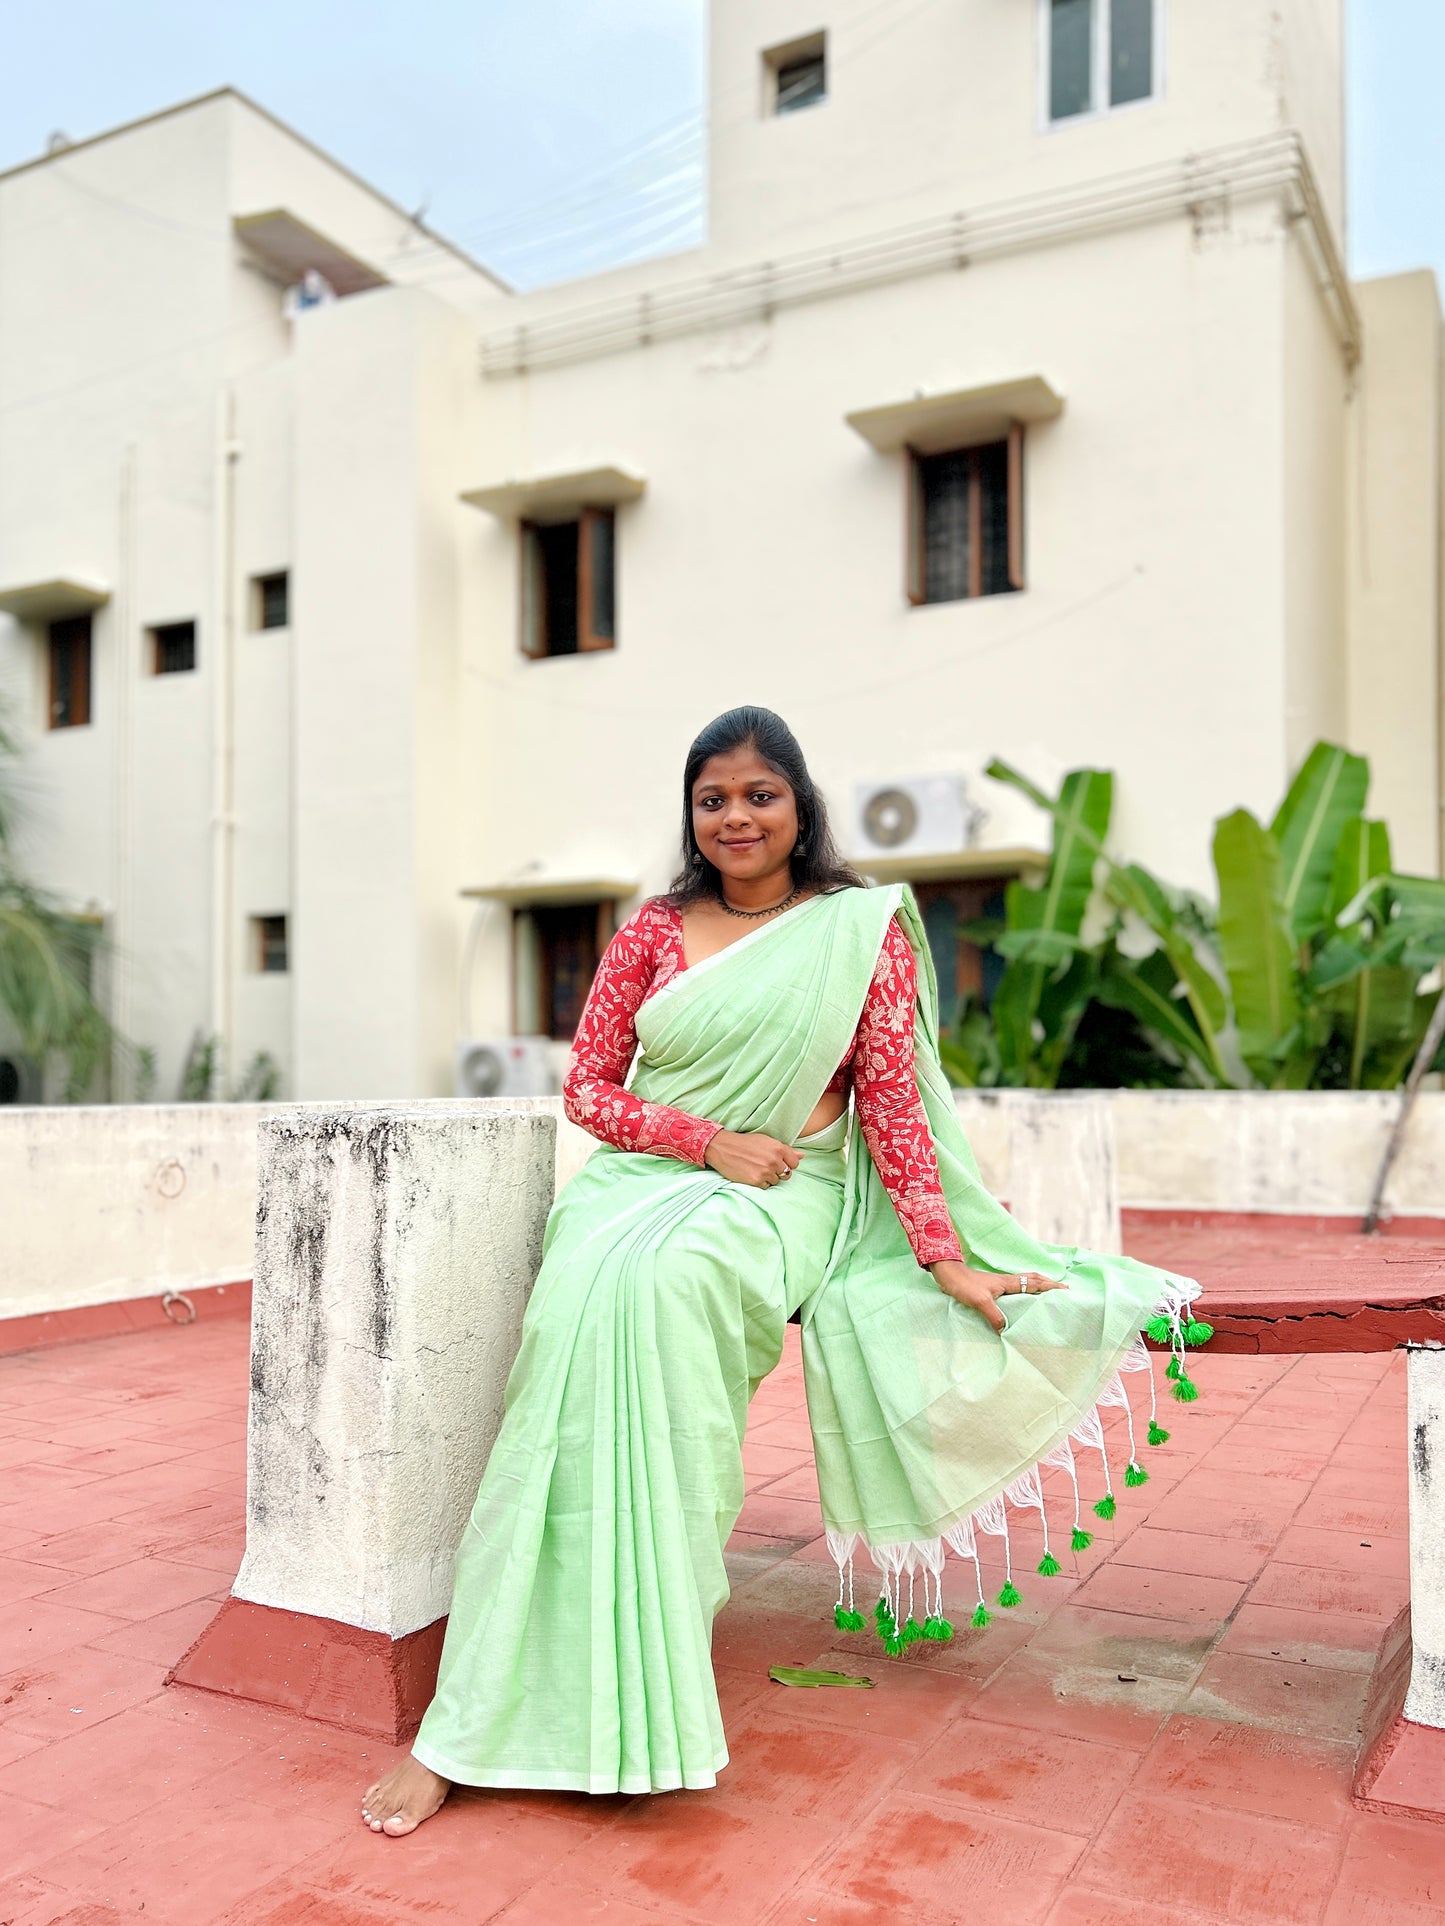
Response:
[1354,1605,1445,1825]
[0,1279,253,1358]
[169,1595,447,1745]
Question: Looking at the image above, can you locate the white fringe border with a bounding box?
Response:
[827,1275,1203,1631]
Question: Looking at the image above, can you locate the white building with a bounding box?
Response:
[1,1,1441,1103]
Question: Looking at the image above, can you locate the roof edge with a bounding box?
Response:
[0,85,511,297]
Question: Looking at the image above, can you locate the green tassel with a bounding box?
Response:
[1185,1319,1214,1347]
[970,1603,991,1629]
[873,1596,890,1623]
[1166,1356,1182,1380]
[1037,1551,1062,1577]
[1145,1316,1174,1345]
[997,1581,1022,1609]
[882,1634,905,1656]
[1147,1420,1170,1446]
[1124,1460,1149,1487]
[1071,1526,1093,1552]
[1172,1373,1199,1404]
[834,1606,866,1632]
[923,1614,953,1642]
[902,1616,924,1644]
[1094,1493,1117,1521]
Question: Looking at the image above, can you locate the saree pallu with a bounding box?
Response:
[413,885,1204,1794]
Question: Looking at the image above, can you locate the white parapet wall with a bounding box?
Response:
[1109,1090,1445,1220]
[8,1089,1445,1327]
[0,1102,266,1320]
[953,1091,1121,1254]
[234,1104,557,1639]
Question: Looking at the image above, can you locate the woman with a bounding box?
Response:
[363,707,1204,1833]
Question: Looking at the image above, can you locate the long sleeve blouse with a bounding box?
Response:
[561,898,964,1268]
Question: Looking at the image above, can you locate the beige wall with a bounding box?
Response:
[706,0,1345,260]
[290,286,477,1099]
[1346,272,1443,875]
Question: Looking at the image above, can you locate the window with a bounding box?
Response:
[149,620,196,675]
[764,32,827,114]
[915,880,1009,1031]
[253,914,288,973]
[907,429,1024,605]
[515,902,613,1040]
[47,614,92,729]
[521,509,615,658]
[253,572,289,630]
[1045,0,1158,122]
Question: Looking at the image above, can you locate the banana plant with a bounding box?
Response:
[985,769,1111,1086]
[986,759,1231,1086]
[945,742,1445,1093]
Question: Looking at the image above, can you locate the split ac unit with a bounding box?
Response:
[453,1037,556,1099]
[852,774,985,862]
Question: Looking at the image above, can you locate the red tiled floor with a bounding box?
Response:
[2,1224,1443,1924]
[808,1792,1082,1922]
[1077,1792,1342,1923]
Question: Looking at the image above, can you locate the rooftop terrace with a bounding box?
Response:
[1,1223,1442,1924]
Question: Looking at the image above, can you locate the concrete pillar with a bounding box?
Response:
[1404,1344,1445,1730]
[172,1103,555,1739]
[1353,1342,1445,1821]
[956,1092,1122,1256]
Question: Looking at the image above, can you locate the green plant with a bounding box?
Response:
[946,742,1445,1092]
[0,704,129,1101]
[179,1032,282,1103]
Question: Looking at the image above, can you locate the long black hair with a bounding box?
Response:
[666,706,866,907]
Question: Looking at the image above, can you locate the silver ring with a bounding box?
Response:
[1019,1279,1029,1294]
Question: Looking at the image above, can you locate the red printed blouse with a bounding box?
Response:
[561,897,964,1268]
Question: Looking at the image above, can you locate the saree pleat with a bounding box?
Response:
[414,886,1203,1790]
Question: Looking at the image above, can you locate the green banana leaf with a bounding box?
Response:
[939,999,1002,1088]
[988,768,1112,1084]
[1329,817,1392,924]
[1213,809,1300,1084]
[1094,947,1216,1081]
[987,758,1230,1083]
[768,1666,874,1689]
[1271,742,1369,942]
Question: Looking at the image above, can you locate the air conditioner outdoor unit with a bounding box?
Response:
[453,1037,556,1099]
[852,774,985,862]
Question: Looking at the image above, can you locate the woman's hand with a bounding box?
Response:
[930,1259,1066,1333]
[704,1130,803,1189]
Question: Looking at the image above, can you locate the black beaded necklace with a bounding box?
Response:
[719,885,802,920]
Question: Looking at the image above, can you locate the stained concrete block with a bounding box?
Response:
[234,1104,555,1640]
[1405,1344,1445,1730]
[955,1092,1122,1255]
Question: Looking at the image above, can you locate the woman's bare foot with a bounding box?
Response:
[361,1755,451,1836]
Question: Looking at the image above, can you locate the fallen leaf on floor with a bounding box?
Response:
[769,1665,874,1689]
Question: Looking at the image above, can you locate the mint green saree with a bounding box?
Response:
[413,884,1203,1794]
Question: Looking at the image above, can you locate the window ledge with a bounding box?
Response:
[462,875,637,907]
[858,846,1050,884]
[0,576,109,622]
[461,466,646,523]
[846,377,1064,456]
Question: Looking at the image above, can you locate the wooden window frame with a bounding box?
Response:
[515,899,616,1040]
[252,914,289,974]
[148,619,197,676]
[906,424,1025,606]
[519,509,617,658]
[252,572,290,631]
[47,614,93,729]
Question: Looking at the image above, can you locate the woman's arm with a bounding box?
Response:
[851,919,966,1267]
[562,907,722,1166]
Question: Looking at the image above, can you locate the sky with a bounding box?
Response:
[0,1,1438,294]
